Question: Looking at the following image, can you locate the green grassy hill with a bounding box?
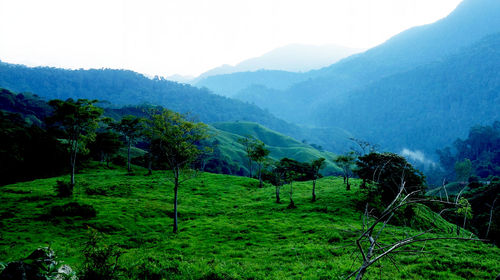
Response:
[1,165,499,279]
[211,122,341,175]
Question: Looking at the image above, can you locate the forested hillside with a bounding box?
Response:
[0,62,293,132]
[223,0,500,130]
[319,33,500,154]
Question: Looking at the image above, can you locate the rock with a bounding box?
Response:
[0,247,77,280]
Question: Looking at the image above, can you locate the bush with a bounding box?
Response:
[54,180,73,197]
[79,230,122,280]
[50,202,97,218]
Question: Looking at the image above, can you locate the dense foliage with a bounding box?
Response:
[437,121,500,180]
[356,153,426,206]
[0,111,67,185]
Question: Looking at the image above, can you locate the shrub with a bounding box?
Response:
[79,230,122,280]
[54,180,73,197]
[50,202,97,218]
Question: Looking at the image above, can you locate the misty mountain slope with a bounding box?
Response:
[321,32,500,155]
[194,70,307,97]
[194,44,362,79]
[237,0,500,124]
[193,44,362,98]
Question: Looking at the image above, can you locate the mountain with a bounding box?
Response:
[194,70,308,97]
[318,32,500,155]
[192,44,363,98]
[196,44,363,79]
[235,0,500,125]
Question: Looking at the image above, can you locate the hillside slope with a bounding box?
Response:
[234,0,500,125]
[0,62,297,136]
[211,122,341,175]
[1,168,498,279]
[319,32,500,154]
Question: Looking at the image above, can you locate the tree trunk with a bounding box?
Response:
[343,175,346,184]
[356,265,368,280]
[147,153,153,176]
[486,198,497,238]
[288,181,295,208]
[173,167,179,233]
[127,139,131,173]
[258,163,263,188]
[276,186,280,203]
[248,158,253,178]
[346,176,351,191]
[70,139,78,187]
[312,179,316,202]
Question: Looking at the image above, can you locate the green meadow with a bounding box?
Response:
[1,164,498,279]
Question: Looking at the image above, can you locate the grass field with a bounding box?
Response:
[1,164,499,279]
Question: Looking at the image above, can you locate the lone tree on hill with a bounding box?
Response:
[238,135,259,178]
[152,109,209,233]
[47,98,102,187]
[250,140,270,188]
[112,115,144,173]
[309,157,326,202]
[334,152,356,191]
[270,161,286,204]
[278,158,304,209]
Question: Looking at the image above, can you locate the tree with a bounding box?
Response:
[278,158,303,209]
[142,107,162,175]
[356,152,425,206]
[152,109,209,233]
[250,140,270,188]
[334,152,357,191]
[112,115,144,173]
[91,131,122,167]
[47,99,102,187]
[309,158,326,202]
[454,159,472,184]
[237,136,258,178]
[348,182,484,280]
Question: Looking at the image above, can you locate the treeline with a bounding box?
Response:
[0,88,244,185]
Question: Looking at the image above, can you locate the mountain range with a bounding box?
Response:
[198,0,500,158]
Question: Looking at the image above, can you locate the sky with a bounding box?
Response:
[0,0,462,77]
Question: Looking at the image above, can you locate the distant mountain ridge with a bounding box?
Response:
[191,44,363,97]
[320,32,500,154]
[230,0,500,125]
[195,44,363,79]
[0,61,301,136]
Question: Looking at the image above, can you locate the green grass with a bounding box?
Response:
[1,165,499,279]
[211,122,341,174]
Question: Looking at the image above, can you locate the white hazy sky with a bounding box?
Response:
[0,0,462,77]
